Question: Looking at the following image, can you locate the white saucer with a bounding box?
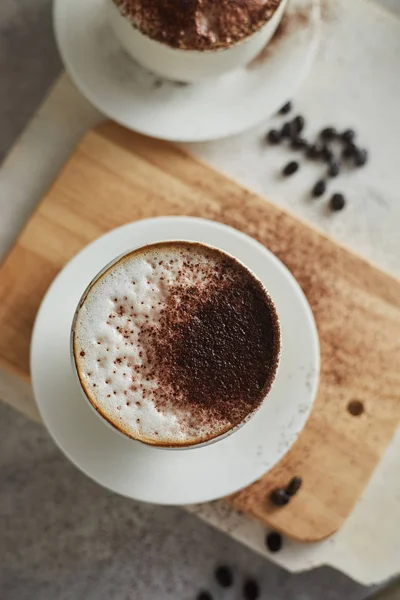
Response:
[31,217,319,505]
[53,0,321,142]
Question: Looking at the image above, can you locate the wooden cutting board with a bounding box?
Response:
[1,121,399,542]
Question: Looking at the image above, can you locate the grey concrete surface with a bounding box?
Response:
[376,0,400,14]
[0,403,373,600]
[0,0,62,163]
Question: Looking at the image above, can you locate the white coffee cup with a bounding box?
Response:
[107,0,288,82]
[71,241,281,449]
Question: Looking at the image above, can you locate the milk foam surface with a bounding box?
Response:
[73,242,279,446]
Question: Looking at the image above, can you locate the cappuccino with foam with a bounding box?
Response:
[72,242,280,447]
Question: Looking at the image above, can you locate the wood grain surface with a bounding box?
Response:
[0,122,399,542]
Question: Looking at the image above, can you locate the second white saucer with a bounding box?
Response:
[54,0,321,141]
[31,217,319,505]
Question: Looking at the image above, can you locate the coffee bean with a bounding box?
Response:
[281,122,292,138]
[270,488,290,506]
[288,123,298,141]
[306,144,322,159]
[197,592,213,600]
[279,101,292,115]
[282,161,299,176]
[341,128,356,143]
[243,578,260,600]
[286,476,303,497]
[321,127,337,140]
[321,145,334,162]
[342,143,357,160]
[291,136,308,150]
[320,127,338,140]
[312,180,326,197]
[267,129,282,144]
[293,115,305,134]
[266,532,283,553]
[330,193,346,211]
[354,148,368,167]
[215,566,233,588]
[328,161,340,177]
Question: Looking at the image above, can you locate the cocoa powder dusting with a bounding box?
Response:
[136,252,280,432]
[320,0,340,23]
[114,0,281,50]
[248,6,310,68]
[153,279,279,426]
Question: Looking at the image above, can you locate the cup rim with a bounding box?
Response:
[70,239,282,450]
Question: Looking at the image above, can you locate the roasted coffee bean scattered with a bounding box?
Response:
[243,578,260,600]
[293,115,305,134]
[197,592,213,600]
[288,124,299,141]
[268,102,370,212]
[328,161,340,177]
[286,476,303,497]
[282,161,299,176]
[215,566,234,588]
[312,180,326,197]
[306,144,321,159]
[354,148,368,167]
[279,101,292,115]
[342,128,356,143]
[330,193,346,211]
[321,127,337,140]
[281,122,292,138]
[291,137,308,150]
[267,129,282,144]
[266,532,283,553]
[321,145,334,163]
[270,488,290,506]
[342,142,357,159]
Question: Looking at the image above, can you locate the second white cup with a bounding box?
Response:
[107,0,288,82]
